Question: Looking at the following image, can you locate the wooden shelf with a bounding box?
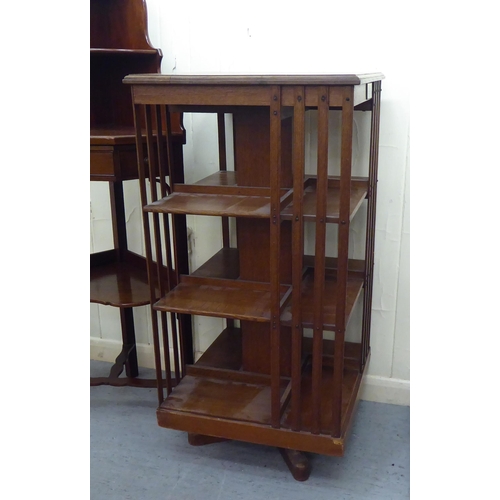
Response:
[90,251,154,307]
[155,248,364,330]
[154,276,289,322]
[281,363,361,435]
[146,172,367,222]
[157,335,363,454]
[143,170,277,216]
[281,268,364,330]
[145,192,272,218]
[281,177,368,223]
[158,370,288,426]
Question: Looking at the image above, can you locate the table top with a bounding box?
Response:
[123,73,384,86]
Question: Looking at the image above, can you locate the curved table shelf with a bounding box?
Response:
[90,251,156,308]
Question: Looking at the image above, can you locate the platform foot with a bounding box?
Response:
[187,433,229,446]
[278,448,311,481]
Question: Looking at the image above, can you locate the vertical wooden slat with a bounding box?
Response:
[331,87,354,437]
[217,112,228,172]
[290,86,305,431]
[132,103,165,403]
[170,133,194,369]
[311,86,329,434]
[269,85,282,428]
[145,106,164,296]
[217,112,235,329]
[155,105,169,197]
[217,112,231,249]
[158,106,174,284]
[164,106,176,191]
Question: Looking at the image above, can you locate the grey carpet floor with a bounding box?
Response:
[91,360,409,499]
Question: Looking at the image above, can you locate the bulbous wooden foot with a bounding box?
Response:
[187,433,229,446]
[278,448,311,481]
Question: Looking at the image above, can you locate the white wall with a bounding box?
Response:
[90,0,410,405]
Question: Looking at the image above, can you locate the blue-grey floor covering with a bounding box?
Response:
[90,360,409,499]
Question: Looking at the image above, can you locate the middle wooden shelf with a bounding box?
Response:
[154,276,290,322]
[152,247,364,330]
[144,171,368,222]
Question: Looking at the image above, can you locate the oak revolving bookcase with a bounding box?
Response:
[125,73,383,480]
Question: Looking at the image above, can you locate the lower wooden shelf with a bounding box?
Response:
[156,326,365,456]
[160,370,288,425]
[280,364,361,435]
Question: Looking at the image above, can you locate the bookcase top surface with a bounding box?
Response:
[123,73,384,86]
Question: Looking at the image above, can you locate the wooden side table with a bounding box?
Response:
[90,0,190,387]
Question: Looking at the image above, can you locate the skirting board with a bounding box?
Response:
[90,338,410,406]
[359,374,410,406]
[90,338,156,370]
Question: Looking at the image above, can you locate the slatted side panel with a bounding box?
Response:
[161,106,186,383]
[162,106,185,383]
[133,103,164,403]
[132,102,185,403]
[361,80,382,368]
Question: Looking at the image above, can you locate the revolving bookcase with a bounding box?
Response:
[125,73,383,480]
